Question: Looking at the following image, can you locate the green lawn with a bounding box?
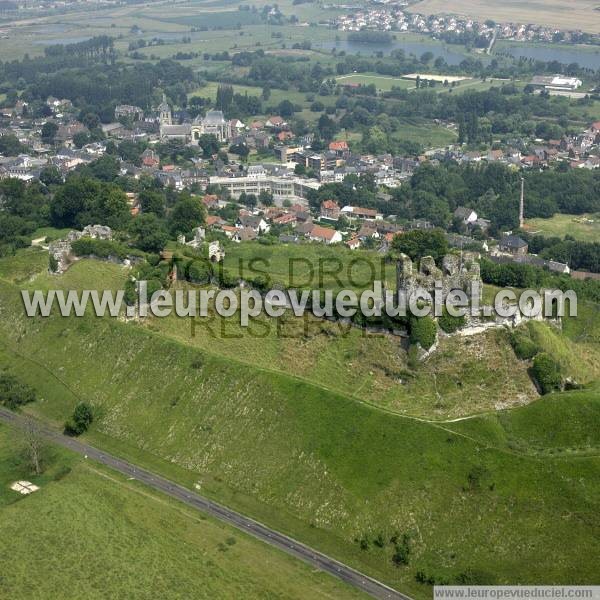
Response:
[525,213,600,243]
[0,425,366,599]
[0,252,599,597]
[336,73,417,92]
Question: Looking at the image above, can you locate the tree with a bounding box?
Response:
[41,121,58,144]
[198,134,220,158]
[84,155,120,182]
[317,114,337,141]
[129,213,168,252]
[23,422,44,476]
[169,196,206,237]
[39,165,63,186]
[65,402,94,436]
[50,176,129,229]
[80,112,100,130]
[0,374,36,409]
[438,309,466,334]
[409,317,437,350]
[216,84,234,112]
[139,189,166,217]
[0,133,26,155]
[187,260,211,284]
[258,190,273,206]
[73,131,89,149]
[391,229,448,263]
[278,99,295,118]
[243,193,257,210]
[532,353,562,395]
[229,143,249,159]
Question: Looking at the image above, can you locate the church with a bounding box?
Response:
[158,96,232,144]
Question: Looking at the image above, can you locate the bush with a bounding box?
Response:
[48,254,59,272]
[454,569,497,585]
[187,260,212,284]
[392,534,411,567]
[407,345,420,369]
[64,402,94,436]
[438,309,466,334]
[216,270,239,289]
[531,353,562,395]
[409,317,437,350]
[510,330,539,360]
[71,237,130,260]
[0,374,36,409]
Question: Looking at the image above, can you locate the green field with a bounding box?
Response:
[0,250,599,597]
[337,74,418,92]
[336,73,506,97]
[0,425,365,599]
[391,117,458,147]
[525,213,600,243]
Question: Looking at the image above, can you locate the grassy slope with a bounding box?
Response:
[8,253,539,418]
[0,255,599,595]
[448,387,600,456]
[0,426,366,600]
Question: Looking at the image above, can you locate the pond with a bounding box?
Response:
[314,38,476,66]
[496,43,600,70]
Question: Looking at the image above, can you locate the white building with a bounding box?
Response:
[208,175,320,204]
[531,75,583,92]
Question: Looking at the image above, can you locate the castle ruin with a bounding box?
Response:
[396,252,482,302]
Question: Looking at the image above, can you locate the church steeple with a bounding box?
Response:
[158,93,172,126]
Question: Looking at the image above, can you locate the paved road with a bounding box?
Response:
[0,407,410,600]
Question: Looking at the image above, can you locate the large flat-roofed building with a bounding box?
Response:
[209,175,320,204]
[531,75,583,92]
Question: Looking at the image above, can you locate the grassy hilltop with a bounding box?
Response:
[0,250,599,597]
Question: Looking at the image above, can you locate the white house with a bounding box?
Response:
[309,225,342,245]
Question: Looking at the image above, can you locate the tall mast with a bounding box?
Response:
[519,177,525,229]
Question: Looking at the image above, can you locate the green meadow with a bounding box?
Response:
[525,213,600,244]
[0,425,366,599]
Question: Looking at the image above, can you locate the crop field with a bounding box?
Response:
[0,426,363,599]
[0,251,599,597]
[412,0,600,34]
[525,213,600,243]
[0,0,347,61]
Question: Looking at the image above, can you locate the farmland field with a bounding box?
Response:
[412,0,600,34]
